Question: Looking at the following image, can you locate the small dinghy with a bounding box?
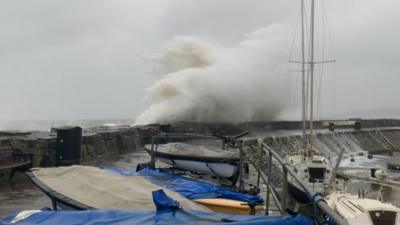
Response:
[26,166,209,211]
[326,192,400,225]
[144,143,239,181]
[27,166,263,214]
[1,190,312,225]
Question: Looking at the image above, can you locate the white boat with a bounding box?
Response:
[287,154,332,203]
[326,192,400,225]
[285,0,335,204]
[144,143,239,182]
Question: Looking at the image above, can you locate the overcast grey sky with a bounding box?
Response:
[0,0,399,121]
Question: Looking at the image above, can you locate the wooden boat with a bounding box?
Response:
[144,143,239,181]
[193,198,264,215]
[326,192,400,225]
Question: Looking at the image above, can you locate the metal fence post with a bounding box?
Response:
[150,136,156,168]
[265,150,272,215]
[51,198,57,210]
[239,140,245,193]
[282,166,288,215]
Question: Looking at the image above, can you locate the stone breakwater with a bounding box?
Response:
[0,125,159,167]
[0,119,399,168]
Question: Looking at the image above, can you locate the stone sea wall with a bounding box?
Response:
[0,125,159,167]
[0,119,399,168]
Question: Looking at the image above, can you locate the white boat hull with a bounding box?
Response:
[286,154,332,203]
[327,192,400,225]
[160,158,239,179]
[144,143,239,180]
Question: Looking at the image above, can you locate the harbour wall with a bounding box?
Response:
[0,119,399,168]
[0,125,159,167]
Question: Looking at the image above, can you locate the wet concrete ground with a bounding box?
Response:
[0,173,50,218]
[0,150,151,218]
[2,147,400,219]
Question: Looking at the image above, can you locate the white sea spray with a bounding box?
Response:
[135,25,293,125]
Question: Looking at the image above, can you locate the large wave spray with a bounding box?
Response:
[135,25,292,125]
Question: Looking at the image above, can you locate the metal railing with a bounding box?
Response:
[241,148,283,214]
[148,133,348,225]
[259,142,349,225]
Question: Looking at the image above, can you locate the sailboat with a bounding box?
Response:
[326,192,400,225]
[286,0,334,204]
[326,169,400,225]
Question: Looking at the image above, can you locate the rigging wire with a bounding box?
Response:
[287,2,304,120]
[313,0,336,121]
[322,0,337,119]
[316,0,325,120]
[303,1,310,124]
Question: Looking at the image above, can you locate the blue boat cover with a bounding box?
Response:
[1,190,312,225]
[152,188,181,213]
[1,210,312,225]
[107,168,264,205]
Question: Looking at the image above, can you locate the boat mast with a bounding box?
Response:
[309,0,315,156]
[301,0,307,150]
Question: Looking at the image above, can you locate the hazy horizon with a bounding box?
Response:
[2,106,400,131]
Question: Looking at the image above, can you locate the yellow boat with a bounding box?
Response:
[193,198,264,215]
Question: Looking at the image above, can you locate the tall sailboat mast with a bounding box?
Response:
[301,0,307,149]
[287,0,337,204]
[308,0,315,156]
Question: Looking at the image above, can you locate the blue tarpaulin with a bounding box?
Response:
[1,210,312,225]
[1,190,312,225]
[107,168,264,205]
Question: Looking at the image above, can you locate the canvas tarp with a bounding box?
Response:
[31,165,210,212]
